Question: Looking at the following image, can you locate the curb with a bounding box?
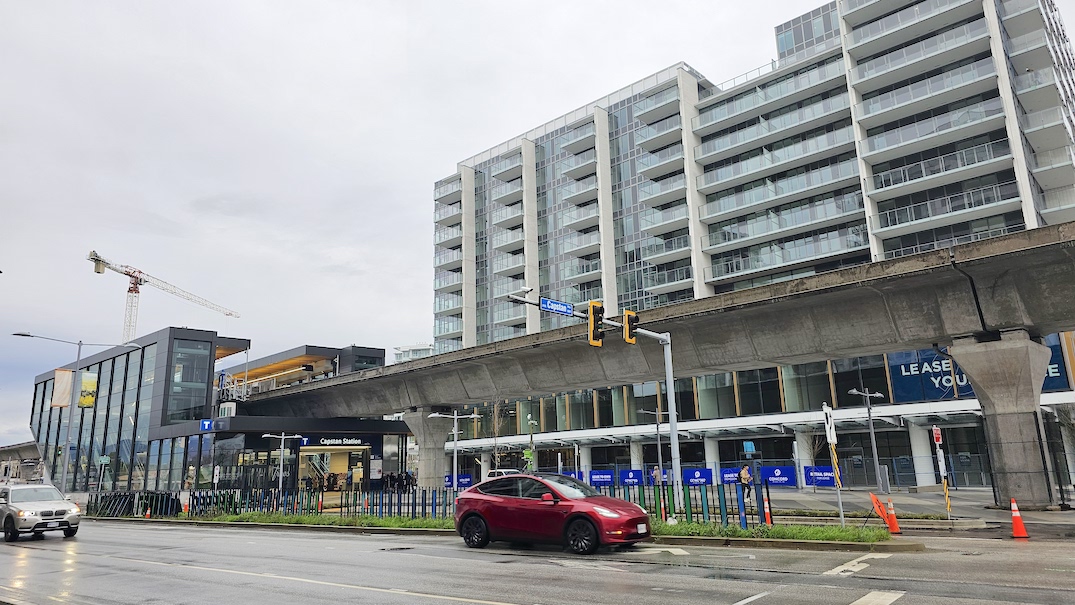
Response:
[774,515,986,530]
[87,517,923,551]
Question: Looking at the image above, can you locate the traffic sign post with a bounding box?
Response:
[933,425,951,520]
[822,403,845,527]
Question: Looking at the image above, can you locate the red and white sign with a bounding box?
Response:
[932,425,943,445]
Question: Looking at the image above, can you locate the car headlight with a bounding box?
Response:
[70,505,81,514]
[18,510,32,518]
[593,506,621,518]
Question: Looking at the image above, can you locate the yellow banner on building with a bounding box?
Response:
[79,370,98,408]
[50,369,73,408]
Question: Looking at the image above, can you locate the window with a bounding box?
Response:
[737,368,782,415]
[166,340,211,424]
[478,478,519,497]
[833,356,891,407]
[698,373,736,419]
[782,362,831,412]
[519,478,553,499]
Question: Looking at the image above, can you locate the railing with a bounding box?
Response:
[561,258,602,280]
[492,304,525,324]
[562,204,600,227]
[865,97,1004,153]
[1006,29,1047,55]
[434,293,463,313]
[562,174,598,199]
[699,126,853,190]
[695,60,844,130]
[434,179,462,199]
[638,143,684,171]
[491,253,526,274]
[1014,67,1057,93]
[642,234,691,259]
[1020,106,1069,132]
[871,139,1010,190]
[634,86,679,114]
[883,224,1025,258]
[698,37,842,101]
[875,181,1019,229]
[643,266,693,289]
[562,230,602,253]
[856,57,995,118]
[434,202,462,222]
[707,191,864,246]
[640,203,690,230]
[1043,185,1075,209]
[696,94,850,160]
[701,157,859,218]
[709,223,868,279]
[561,148,596,173]
[842,0,882,12]
[999,0,1039,18]
[491,228,525,249]
[490,179,523,201]
[639,173,687,202]
[491,203,524,225]
[490,154,522,176]
[1028,146,1074,170]
[562,122,596,147]
[434,248,462,267]
[853,19,989,82]
[434,225,463,245]
[848,0,970,47]
[492,276,527,298]
[434,316,464,336]
[434,270,463,289]
[636,114,682,144]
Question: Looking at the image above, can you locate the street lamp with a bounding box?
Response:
[429,410,481,490]
[13,332,139,493]
[849,387,886,493]
[637,408,668,484]
[526,413,539,472]
[262,432,303,493]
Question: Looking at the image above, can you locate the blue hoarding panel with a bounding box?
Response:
[589,470,614,486]
[804,466,837,487]
[562,471,584,480]
[721,467,740,484]
[444,474,473,488]
[683,468,713,486]
[760,465,797,487]
[619,469,643,485]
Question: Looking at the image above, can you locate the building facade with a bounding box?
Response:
[392,344,434,365]
[432,0,1075,488]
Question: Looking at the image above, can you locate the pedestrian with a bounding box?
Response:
[346,468,353,490]
[651,466,662,486]
[739,464,753,500]
[304,475,312,491]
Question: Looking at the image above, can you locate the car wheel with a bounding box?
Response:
[3,518,17,543]
[460,515,489,549]
[63,527,78,538]
[566,518,599,555]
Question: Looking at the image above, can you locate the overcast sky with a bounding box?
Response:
[4,0,1074,447]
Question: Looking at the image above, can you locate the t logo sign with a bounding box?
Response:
[200,420,213,431]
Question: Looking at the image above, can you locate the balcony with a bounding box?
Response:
[433,247,463,270]
[638,173,687,206]
[434,270,463,292]
[638,143,684,180]
[562,231,602,257]
[561,258,603,284]
[434,224,463,247]
[845,0,983,60]
[492,303,526,326]
[561,148,598,180]
[562,122,596,154]
[852,19,990,91]
[1029,146,1075,189]
[643,266,694,295]
[695,94,851,165]
[434,202,462,226]
[840,0,897,28]
[872,181,1022,238]
[633,86,680,124]
[491,203,525,229]
[434,292,463,314]
[870,139,1012,201]
[641,233,692,264]
[862,97,1006,164]
[702,195,865,254]
[491,227,525,252]
[697,126,855,194]
[883,224,1024,259]
[1040,185,1075,224]
[562,204,601,231]
[636,114,683,151]
[1020,107,1073,151]
[1000,0,1048,38]
[434,339,462,355]
[1014,67,1062,113]
[854,57,996,129]
[492,276,528,298]
[434,316,464,338]
[562,175,599,205]
[491,253,526,276]
[490,153,523,182]
[640,202,690,236]
[705,225,869,283]
[434,179,462,203]
[694,59,845,137]
[491,179,524,205]
[699,157,860,223]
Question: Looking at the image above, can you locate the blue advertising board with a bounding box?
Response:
[683,468,713,486]
[721,467,740,484]
[589,470,614,486]
[760,465,797,487]
[804,466,837,487]
[444,474,473,488]
[619,469,643,486]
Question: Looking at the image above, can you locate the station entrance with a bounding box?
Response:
[298,443,373,492]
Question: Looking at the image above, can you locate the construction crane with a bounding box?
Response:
[87,250,240,342]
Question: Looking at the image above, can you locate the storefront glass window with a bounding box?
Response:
[833,355,890,407]
[697,373,736,419]
[737,368,782,415]
[782,362,831,412]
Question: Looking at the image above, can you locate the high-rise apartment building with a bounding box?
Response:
[433,0,1075,354]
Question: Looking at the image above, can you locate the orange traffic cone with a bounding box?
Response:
[886,499,902,535]
[1010,498,1029,540]
[763,496,772,525]
[144,507,151,519]
[182,503,189,514]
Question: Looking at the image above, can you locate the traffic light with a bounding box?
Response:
[587,301,605,347]
[623,309,639,344]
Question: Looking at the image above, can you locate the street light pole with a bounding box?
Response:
[849,388,886,493]
[526,414,539,471]
[262,433,303,493]
[429,410,481,490]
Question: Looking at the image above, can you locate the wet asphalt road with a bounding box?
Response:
[0,520,1073,605]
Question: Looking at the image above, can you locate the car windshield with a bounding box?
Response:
[542,474,600,499]
[10,487,65,503]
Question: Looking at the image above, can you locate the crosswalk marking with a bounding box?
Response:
[849,591,905,605]
[730,592,770,605]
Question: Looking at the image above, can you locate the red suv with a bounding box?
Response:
[454,472,650,555]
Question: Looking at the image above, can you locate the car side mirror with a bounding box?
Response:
[541,492,556,502]
[64,496,72,501]
[0,497,6,504]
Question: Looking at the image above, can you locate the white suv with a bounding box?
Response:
[485,469,521,479]
[1,485,81,542]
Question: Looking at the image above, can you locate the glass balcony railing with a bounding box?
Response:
[1014,67,1057,93]
[434,270,463,290]
[1028,146,1074,170]
[434,316,464,336]
[883,224,1025,259]
[642,234,691,258]
[562,174,598,200]
[634,86,679,115]
[562,204,600,227]
[639,173,687,202]
[871,139,1010,190]
[639,203,689,230]
[696,94,850,160]
[707,191,864,246]
[843,0,883,12]
[558,286,604,305]
[875,181,1019,229]
[636,114,682,144]
[999,0,1039,19]
[434,339,462,354]
[709,223,868,280]
[561,148,596,173]
[490,179,523,201]
[849,0,971,47]
[853,19,989,83]
[643,266,693,289]
[1007,29,1048,54]
[491,228,525,249]
[701,157,859,218]
[434,202,462,222]
[562,123,596,148]
[492,304,526,324]
[562,258,602,280]
[699,126,853,189]
[434,179,462,199]
[1019,106,1068,131]
[694,60,844,131]
[492,276,527,298]
[637,143,684,171]
[433,248,462,267]
[434,293,464,313]
[491,253,525,274]
[698,37,842,101]
[491,203,524,225]
[856,57,995,118]
[865,97,1004,153]
[490,154,522,176]
[434,225,463,245]
[562,231,602,253]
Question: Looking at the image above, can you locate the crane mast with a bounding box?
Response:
[88,250,240,342]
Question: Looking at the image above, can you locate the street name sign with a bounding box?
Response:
[539,297,574,317]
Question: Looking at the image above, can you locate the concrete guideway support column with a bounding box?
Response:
[630,441,643,470]
[579,445,592,475]
[794,431,815,490]
[480,452,492,479]
[907,422,939,487]
[949,330,1054,508]
[704,437,720,476]
[403,408,455,489]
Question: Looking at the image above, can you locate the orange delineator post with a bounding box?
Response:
[1010,498,1029,540]
[763,496,772,525]
[886,499,902,535]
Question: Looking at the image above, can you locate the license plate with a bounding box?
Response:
[636,523,648,534]
[47,522,59,528]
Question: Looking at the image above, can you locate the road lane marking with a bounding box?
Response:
[822,553,891,576]
[731,592,770,605]
[849,591,904,605]
[622,545,690,555]
[700,553,757,560]
[549,559,625,572]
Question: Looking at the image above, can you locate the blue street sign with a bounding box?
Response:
[804,466,838,487]
[200,420,213,431]
[444,474,473,488]
[540,297,574,317]
[683,468,713,486]
[589,470,614,486]
[761,465,797,487]
[619,469,643,485]
[721,468,740,484]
